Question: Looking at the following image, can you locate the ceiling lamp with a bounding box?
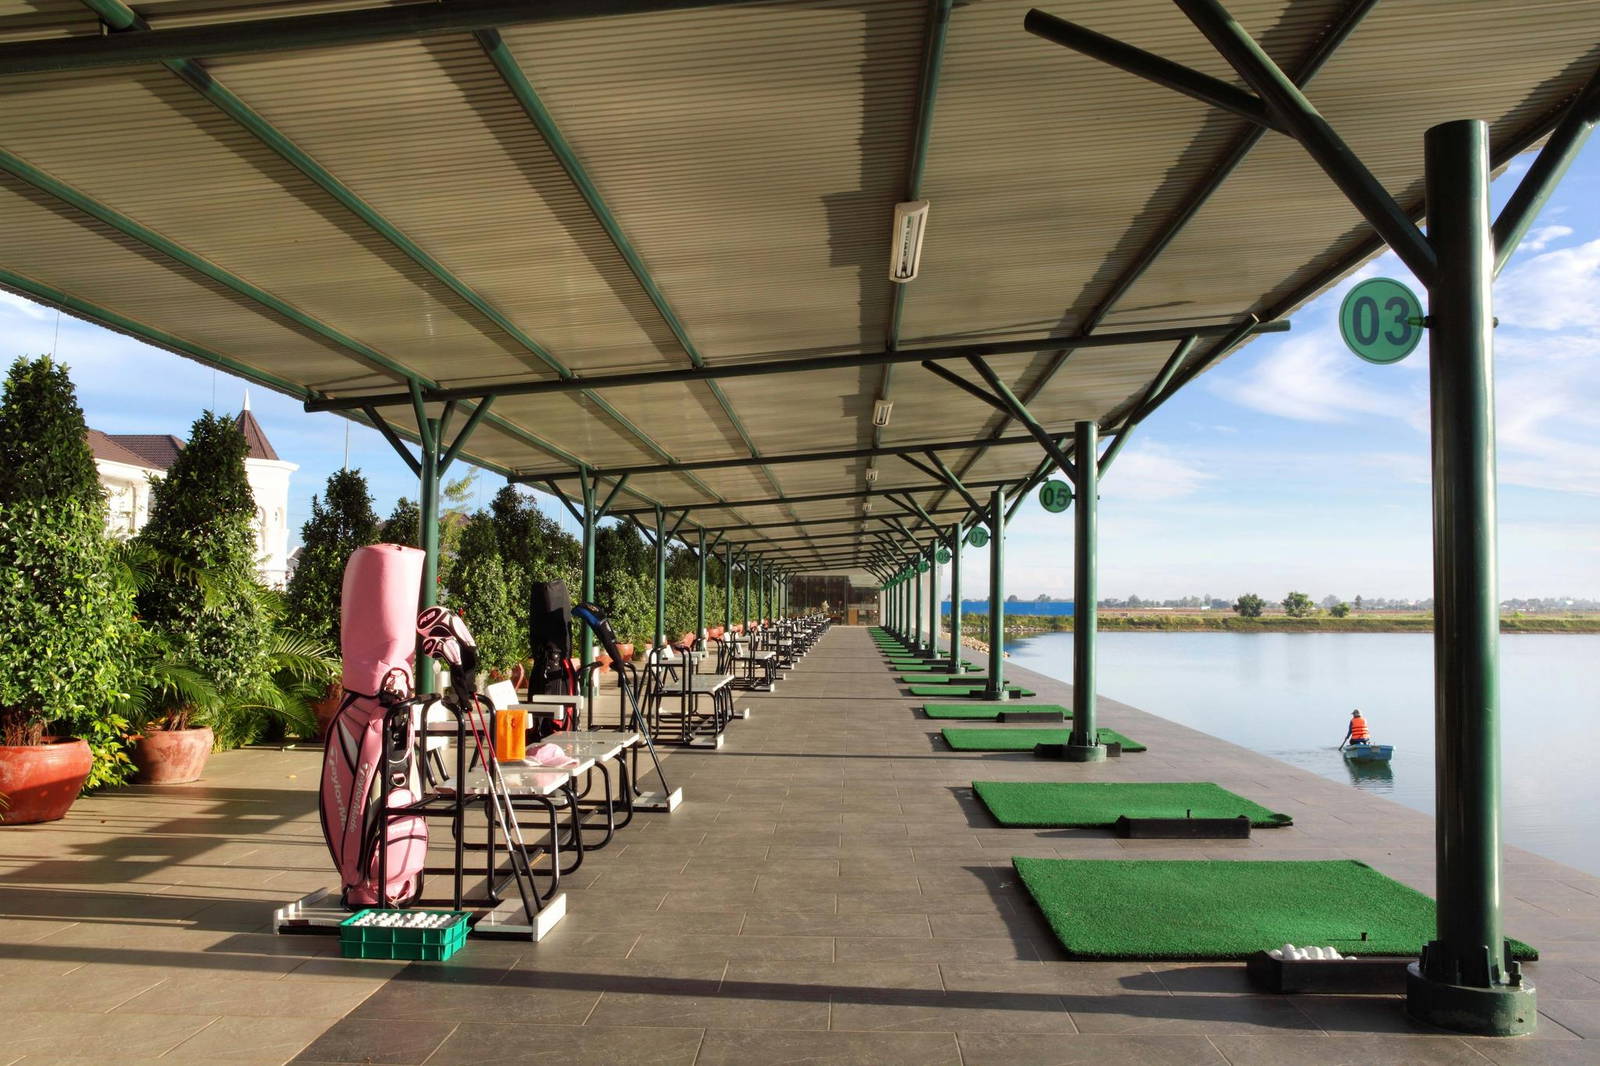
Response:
[888,200,930,283]
[871,399,894,428]
[864,465,879,483]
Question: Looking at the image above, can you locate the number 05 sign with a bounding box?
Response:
[1339,277,1424,364]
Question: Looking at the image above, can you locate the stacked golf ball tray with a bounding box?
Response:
[339,908,471,961]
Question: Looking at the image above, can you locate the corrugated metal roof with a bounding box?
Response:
[0,0,1595,573]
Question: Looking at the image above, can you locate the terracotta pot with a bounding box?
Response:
[596,652,613,670]
[709,626,724,640]
[0,737,92,825]
[130,727,214,785]
[312,682,344,739]
[616,643,634,663]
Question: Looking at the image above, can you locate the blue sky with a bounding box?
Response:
[2,139,1596,604]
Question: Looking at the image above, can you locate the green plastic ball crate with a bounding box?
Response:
[339,909,470,961]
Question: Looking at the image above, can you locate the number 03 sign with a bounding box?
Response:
[1339,277,1424,364]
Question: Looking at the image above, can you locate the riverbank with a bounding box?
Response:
[952,610,1600,635]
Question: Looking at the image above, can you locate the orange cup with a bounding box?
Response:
[494,709,528,762]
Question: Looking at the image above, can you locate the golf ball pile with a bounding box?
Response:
[351,911,456,930]
[1268,943,1345,961]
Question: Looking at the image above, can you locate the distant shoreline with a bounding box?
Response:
[951,611,1600,635]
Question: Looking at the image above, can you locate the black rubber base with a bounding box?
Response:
[1246,951,1411,994]
[1113,815,1251,839]
[999,710,1066,723]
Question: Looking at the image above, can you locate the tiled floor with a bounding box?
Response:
[2,626,1595,1065]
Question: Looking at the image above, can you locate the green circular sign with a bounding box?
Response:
[936,547,951,564]
[967,526,990,548]
[918,558,930,574]
[1339,277,1423,364]
[1039,480,1073,513]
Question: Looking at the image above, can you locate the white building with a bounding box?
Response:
[89,397,298,588]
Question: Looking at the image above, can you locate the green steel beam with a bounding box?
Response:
[964,356,1079,482]
[924,450,984,514]
[306,319,1288,411]
[1168,0,1436,282]
[936,2,1371,514]
[531,431,1046,482]
[0,267,555,498]
[0,148,429,391]
[1491,62,1600,276]
[876,0,955,461]
[75,0,742,524]
[1096,335,1194,476]
[476,29,791,510]
[2,0,762,75]
[1023,10,1283,132]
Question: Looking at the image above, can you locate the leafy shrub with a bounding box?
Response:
[445,513,520,673]
[285,468,380,647]
[0,357,136,787]
[133,411,271,744]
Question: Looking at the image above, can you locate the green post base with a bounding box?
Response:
[1405,962,1536,1036]
[980,687,1011,702]
[1059,742,1107,763]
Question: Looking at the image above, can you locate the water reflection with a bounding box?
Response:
[1004,631,1600,877]
[1344,757,1396,790]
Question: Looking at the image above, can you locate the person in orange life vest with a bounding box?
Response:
[1342,709,1371,747]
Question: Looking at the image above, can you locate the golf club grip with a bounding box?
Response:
[573,602,622,667]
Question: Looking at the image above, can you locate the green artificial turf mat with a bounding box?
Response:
[910,684,1035,698]
[941,726,1144,752]
[973,782,1290,828]
[923,703,1071,719]
[1012,858,1538,960]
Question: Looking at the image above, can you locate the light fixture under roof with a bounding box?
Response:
[888,200,929,283]
[864,465,879,483]
[871,399,894,428]
[862,501,872,515]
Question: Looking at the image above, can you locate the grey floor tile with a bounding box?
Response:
[696,1028,961,1066]
[956,1032,1229,1066]
[424,1022,702,1065]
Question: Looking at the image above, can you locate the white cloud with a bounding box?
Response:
[1100,442,1214,502]
[1498,237,1600,331]
[0,290,49,320]
[1212,332,1421,425]
[1519,224,1573,253]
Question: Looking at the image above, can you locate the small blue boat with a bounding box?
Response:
[1343,743,1394,763]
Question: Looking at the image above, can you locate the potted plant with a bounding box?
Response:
[0,357,137,822]
[128,412,273,777]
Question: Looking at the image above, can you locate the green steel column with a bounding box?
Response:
[1407,118,1535,1036]
[912,554,924,653]
[415,417,441,693]
[743,555,752,631]
[947,520,963,674]
[1066,421,1106,762]
[984,488,1008,700]
[653,505,667,652]
[580,476,597,691]
[927,540,940,661]
[724,544,735,632]
[696,528,707,641]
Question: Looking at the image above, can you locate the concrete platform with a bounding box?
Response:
[0,626,1594,1065]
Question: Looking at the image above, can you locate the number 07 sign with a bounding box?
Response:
[1339,277,1424,364]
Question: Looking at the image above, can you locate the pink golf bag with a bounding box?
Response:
[318,544,428,908]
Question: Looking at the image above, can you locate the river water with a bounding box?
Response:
[1004,631,1600,878]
